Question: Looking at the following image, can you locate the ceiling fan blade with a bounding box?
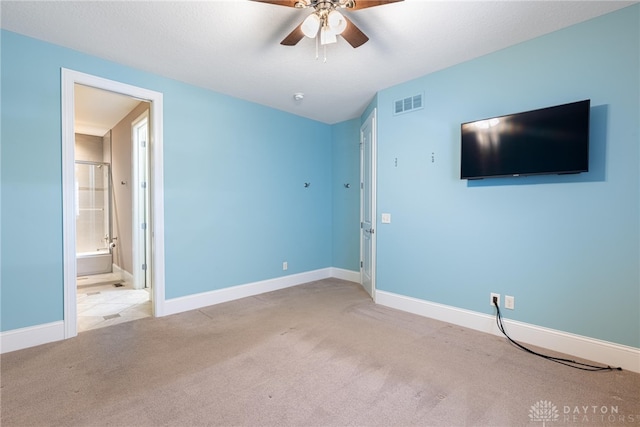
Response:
[349,0,404,11]
[251,0,299,7]
[281,23,306,46]
[341,16,369,48]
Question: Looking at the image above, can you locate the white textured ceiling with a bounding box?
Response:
[1,0,636,124]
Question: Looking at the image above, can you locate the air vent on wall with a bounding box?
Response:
[394,93,423,115]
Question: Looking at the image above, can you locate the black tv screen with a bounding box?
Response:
[461,100,590,179]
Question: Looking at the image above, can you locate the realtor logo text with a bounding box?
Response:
[563,406,637,423]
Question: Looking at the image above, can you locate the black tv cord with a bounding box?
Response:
[492,299,622,372]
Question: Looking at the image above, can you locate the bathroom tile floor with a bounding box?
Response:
[77,273,151,332]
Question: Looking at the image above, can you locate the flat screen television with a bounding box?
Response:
[460,100,590,180]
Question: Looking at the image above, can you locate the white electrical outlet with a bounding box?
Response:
[505,295,515,310]
[283,261,288,271]
[490,293,500,307]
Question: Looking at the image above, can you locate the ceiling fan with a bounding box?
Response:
[253,0,404,48]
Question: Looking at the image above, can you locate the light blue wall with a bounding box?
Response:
[331,119,360,270]
[1,30,334,330]
[375,5,639,347]
[162,83,332,297]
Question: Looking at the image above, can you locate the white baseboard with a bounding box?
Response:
[0,321,65,354]
[376,290,640,374]
[330,267,360,283]
[163,268,334,316]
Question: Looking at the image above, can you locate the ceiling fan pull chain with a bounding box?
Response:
[324,44,327,63]
[315,35,319,60]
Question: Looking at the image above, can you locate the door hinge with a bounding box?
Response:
[142,263,147,271]
[141,222,147,230]
[140,140,146,148]
[360,222,363,229]
[360,261,363,268]
[141,181,147,189]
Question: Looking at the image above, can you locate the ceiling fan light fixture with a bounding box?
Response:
[327,10,347,34]
[301,13,321,38]
[320,26,337,45]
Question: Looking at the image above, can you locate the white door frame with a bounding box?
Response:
[360,108,377,301]
[61,68,166,339]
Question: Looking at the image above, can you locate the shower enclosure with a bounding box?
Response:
[76,161,113,276]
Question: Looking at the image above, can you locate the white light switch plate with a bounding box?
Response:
[381,213,391,224]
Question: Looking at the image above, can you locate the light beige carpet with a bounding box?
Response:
[2,279,639,426]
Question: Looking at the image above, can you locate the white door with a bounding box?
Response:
[132,112,150,290]
[360,109,377,300]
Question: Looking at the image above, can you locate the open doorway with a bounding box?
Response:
[62,69,165,338]
[74,85,151,331]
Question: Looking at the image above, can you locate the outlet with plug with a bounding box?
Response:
[490,293,500,307]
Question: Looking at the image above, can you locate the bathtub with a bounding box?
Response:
[77,251,112,276]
